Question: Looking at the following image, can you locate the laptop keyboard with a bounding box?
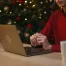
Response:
[24,47,51,56]
[24,47,31,54]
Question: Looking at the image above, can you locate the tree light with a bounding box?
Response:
[44,11,47,14]
[32,5,36,7]
[30,1,32,4]
[25,18,27,21]
[25,1,27,3]
[19,4,22,6]
[40,2,43,4]
[50,0,52,2]
[39,17,41,19]
[0,10,1,12]
[14,21,16,24]
[10,12,12,14]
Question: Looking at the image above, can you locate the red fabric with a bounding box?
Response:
[41,9,66,52]
[52,44,60,52]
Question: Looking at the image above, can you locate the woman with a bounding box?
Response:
[30,0,66,52]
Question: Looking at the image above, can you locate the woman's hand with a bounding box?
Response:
[30,33,39,46]
[36,33,52,50]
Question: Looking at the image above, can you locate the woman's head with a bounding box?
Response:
[55,0,66,7]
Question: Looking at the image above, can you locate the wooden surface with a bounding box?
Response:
[0,43,66,66]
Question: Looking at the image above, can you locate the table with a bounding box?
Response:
[0,43,66,66]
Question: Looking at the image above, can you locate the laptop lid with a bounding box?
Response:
[0,25,27,56]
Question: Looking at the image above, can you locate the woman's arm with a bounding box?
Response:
[40,10,60,52]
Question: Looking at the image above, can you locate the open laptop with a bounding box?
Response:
[0,25,51,56]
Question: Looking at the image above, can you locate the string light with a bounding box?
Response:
[30,1,32,4]
[19,3,22,6]
[32,4,36,7]
[40,2,43,4]
[39,17,41,19]
[0,10,2,12]
[25,18,27,21]
[44,11,47,14]
[14,21,16,24]
[10,12,12,14]
[50,0,52,2]
[25,0,27,3]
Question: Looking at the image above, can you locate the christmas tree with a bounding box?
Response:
[0,0,59,44]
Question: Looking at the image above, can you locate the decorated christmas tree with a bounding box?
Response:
[0,0,59,44]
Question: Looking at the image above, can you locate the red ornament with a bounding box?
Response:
[16,16,20,21]
[12,0,16,4]
[27,24,32,29]
[19,0,23,4]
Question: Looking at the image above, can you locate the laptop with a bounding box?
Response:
[0,25,51,57]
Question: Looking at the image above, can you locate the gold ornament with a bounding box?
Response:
[4,6,9,12]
